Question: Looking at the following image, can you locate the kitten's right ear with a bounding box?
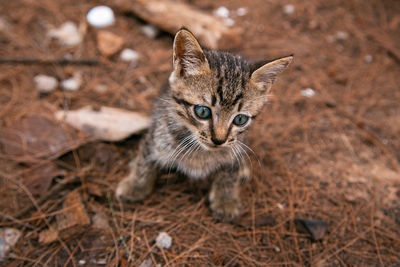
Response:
[250,56,293,93]
[172,28,210,77]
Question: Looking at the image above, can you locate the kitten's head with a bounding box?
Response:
[168,28,292,150]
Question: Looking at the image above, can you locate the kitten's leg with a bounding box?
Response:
[209,162,251,222]
[115,137,158,202]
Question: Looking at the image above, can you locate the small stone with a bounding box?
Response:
[0,16,11,32]
[48,21,83,47]
[78,259,86,265]
[236,7,248,16]
[277,203,285,210]
[141,25,159,39]
[97,30,124,56]
[334,31,349,41]
[0,228,21,261]
[34,75,58,93]
[214,6,230,18]
[301,88,316,98]
[94,83,108,93]
[139,258,153,267]
[364,54,373,63]
[155,232,172,249]
[295,218,328,240]
[274,246,281,253]
[120,48,140,64]
[223,18,235,27]
[87,6,115,28]
[61,72,82,91]
[283,4,295,15]
[92,212,109,230]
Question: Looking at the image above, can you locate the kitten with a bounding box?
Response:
[116,28,292,222]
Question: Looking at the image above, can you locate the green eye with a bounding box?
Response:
[194,106,211,119]
[233,114,249,126]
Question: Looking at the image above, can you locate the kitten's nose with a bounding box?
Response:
[211,137,226,145]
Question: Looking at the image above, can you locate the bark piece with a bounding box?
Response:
[55,106,151,141]
[115,0,243,50]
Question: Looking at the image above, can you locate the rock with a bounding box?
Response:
[301,88,316,98]
[283,4,295,15]
[364,54,373,63]
[223,18,235,27]
[47,21,83,47]
[56,191,90,231]
[141,25,159,39]
[236,7,248,17]
[214,7,230,18]
[139,258,154,267]
[55,106,151,142]
[61,72,82,91]
[94,83,108,93]
[38,191,91,244]
[92,212,109,230]
[295,218,328,240]
[39,227,58,245]
[0,115,78,160]
[97,31,124,56]
[155,232,172,249]
[0,228,21,261]
[34,75,58,93]
[120,48,140,64]
[87,6,115,28]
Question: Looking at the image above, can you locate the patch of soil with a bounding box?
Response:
[1,0,399,266]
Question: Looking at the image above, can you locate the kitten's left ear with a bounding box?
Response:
[172,28,210,77]
[250,56,293,92]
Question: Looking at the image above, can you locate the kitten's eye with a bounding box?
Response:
[194,106,211,119]
[233,114,249,126]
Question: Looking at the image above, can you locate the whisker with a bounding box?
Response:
[237,140,261,168]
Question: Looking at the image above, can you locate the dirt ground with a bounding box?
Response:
[1,0,400,266]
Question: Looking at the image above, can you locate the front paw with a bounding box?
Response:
[210,199,243,222]
[115,176,152,203]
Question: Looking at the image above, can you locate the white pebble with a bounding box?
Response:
[301,88,316,98]
[364,54,373,63]
[277,203,285,210]
[61,73,82,92]
[78,259,86,265]
[283,4,295,15]
[141,25,159,39]
[48,21,82,47]
[94,83,108,93]
[236,7,248,16]
[34,75,58,93]
[155,232,172,249]
[120,48,140,64]
[274,246,281,253]
[334,31,349,41]
[223,18,235,27]
[87,6,115,28]
[214,6,230,18]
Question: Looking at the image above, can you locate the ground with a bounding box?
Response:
[0,0,400,266]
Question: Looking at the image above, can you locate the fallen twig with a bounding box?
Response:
[0,58,100,66]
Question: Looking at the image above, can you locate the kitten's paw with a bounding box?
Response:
[210,199,243,222]
[115,177,152,203]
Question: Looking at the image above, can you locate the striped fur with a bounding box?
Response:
[116,29,292,222]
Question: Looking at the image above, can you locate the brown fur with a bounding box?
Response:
[116,29,292,222]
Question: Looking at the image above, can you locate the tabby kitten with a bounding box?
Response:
[116,28,292,222]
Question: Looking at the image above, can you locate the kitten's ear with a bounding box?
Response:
[250,56,293,92]
[172,28,210,77]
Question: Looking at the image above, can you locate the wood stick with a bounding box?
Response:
[0,58,99,66]
[115,0,243,50]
